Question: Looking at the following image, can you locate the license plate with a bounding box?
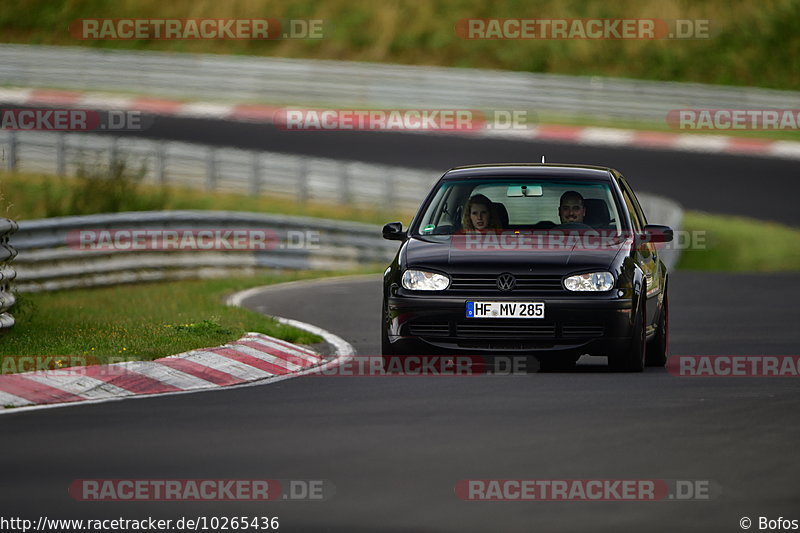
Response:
[466,301,545,318]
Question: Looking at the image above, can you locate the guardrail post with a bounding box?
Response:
[156,143,166,185]
[56,133,66,176]
[384,169,395,211]
[6,131,17,172]
[250,152,261,196]
[297,158,308,204]
[109,137,119,171]
[339,162,351,205]
[206,148,217,191]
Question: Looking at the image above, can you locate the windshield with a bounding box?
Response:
[412,178,625,236]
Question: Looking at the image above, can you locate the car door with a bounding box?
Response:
[618,177,662,329]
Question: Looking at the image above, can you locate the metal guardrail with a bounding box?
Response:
[0,130,438,213]
[0,130,685,233]
[10,194,681,293]
[0,218,18,329]
[10,211,399,292]
[1,44,798,123]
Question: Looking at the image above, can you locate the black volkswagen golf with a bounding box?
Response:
[381,164,672,372]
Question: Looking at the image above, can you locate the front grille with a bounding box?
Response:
[455,322,556,338]
[561,324,605,338]
[449,274,563,292]
[408,322,450,337]
[407,320,603,341]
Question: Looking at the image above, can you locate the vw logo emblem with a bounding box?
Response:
[497,273,516,292]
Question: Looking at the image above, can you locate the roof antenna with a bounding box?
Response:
[541,155,546,163]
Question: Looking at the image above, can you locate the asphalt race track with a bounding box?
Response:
[2,120,799,532]
[1,273,799,532]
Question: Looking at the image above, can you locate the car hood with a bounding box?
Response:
[404,234,627,273]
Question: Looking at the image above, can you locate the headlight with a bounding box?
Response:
[564,272,615,292]
[401,269,450,291]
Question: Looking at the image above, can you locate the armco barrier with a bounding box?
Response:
[0,130,437,214]
[1,44,798,123]
[0,218,18,329]
[10,197,681,292]
[0,131,683,230]
[10,211,399,292]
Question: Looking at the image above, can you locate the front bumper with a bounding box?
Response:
[387,293,634,356]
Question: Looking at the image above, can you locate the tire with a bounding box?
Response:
[610,295,646,372]
[645,286,669,367]
[381,312,393,356]
[381,303,395,371]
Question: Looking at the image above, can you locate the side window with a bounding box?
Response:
[620,186,643,232]
[620,179,657,265]
[621,180,649,227]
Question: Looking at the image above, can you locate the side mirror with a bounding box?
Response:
[382,222,407,241]
[641,225,673,243]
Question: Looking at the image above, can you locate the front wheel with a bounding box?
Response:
[609,297,646,372]
[381,302,395,370]
[381,320,393,356]
[646,288,668,367]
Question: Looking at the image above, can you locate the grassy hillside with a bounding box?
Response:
[1,0,798,90]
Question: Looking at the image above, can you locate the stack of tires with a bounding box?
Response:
[0,218,18,331]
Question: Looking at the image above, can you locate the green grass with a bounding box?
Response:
[1,0,798,91]
[0,270,376,372]
[678,211,800,271]
[0,166,390,374]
